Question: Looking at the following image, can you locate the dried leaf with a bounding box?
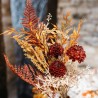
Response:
[4,55,36,86]
[22,0,38,29]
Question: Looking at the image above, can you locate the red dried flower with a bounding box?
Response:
[49,61,66,77]
[49,43,64,58]
[66,45,86,63]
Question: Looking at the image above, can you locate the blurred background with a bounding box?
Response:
[0,0,98,98]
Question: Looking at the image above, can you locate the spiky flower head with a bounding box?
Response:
[49,60,66,77]
[66,45,86,63]
[48,43,64,58]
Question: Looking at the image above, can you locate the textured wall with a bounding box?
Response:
[57,0,98,67]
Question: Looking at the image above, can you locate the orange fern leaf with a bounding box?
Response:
[22,0,38,30]
[4,55,37,86]
[21,0,45,48]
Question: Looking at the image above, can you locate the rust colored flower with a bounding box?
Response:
[49,61,66,77]
[66,45,86,63]
[48,43,64,58]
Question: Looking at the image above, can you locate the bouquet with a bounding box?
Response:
[3,0,92,97]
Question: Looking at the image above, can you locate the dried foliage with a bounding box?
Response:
[22,0,38,29]
[82,90,98,98]
[4,55,37,86]
[33,93,47,98]
[3,0,91,98]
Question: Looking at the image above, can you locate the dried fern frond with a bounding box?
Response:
[20,29,44,49]
[69,20,82,46]
[4,55,36,86]
[69,28,80,46]
[21,0,45,49]
[61,12,72,31]
[0,28,17,36]
[77,20,83,33]
[13,36,48,73]
[22,0,38,30]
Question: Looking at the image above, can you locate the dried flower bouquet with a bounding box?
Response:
[3,0,91,98]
